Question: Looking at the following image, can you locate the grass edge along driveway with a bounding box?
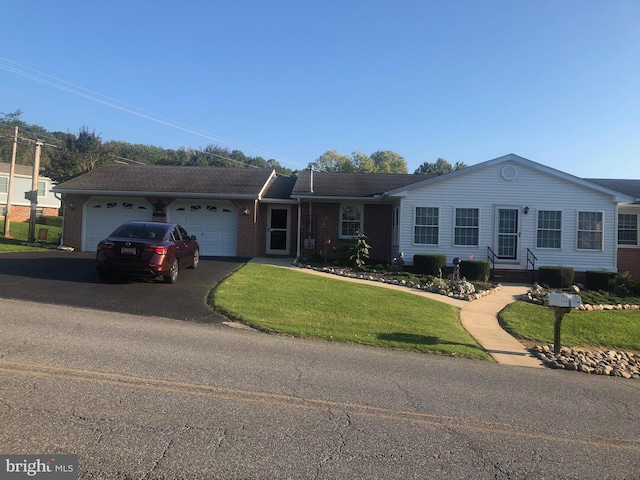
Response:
[211,263,491,361]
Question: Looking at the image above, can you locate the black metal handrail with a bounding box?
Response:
[526,248,538,283]
[487,246,496,281]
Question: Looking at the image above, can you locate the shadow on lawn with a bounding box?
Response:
[377,332,482,350]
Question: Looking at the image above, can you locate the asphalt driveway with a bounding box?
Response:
[0,251,246,323]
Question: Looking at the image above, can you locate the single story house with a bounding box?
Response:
[1,162,60,221]
[53,154,640,281]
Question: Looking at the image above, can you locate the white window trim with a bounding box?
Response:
[339,204,364,239]
[453,206,480,247]
[536,210,562,250]
[413,206,439,246]
[576,210,604,251]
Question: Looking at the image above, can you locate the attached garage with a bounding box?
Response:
[83,197,153,251]
[167,199,238,256]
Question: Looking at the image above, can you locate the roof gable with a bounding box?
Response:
[386,154,637,202]
[53,164,275,198]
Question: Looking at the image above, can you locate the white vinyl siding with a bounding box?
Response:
[537,210,562,249]
[393,159,620,272]
[577,211,603,250]
[414,207,438,245]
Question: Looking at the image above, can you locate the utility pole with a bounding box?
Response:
[2,126,18,237]
[28,140,43,244]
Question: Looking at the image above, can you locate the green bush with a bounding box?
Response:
[413,254,446,276]
[37,216,63,228]
[586,270,617,292]
[538,266,575,288]
[460,260,490,281]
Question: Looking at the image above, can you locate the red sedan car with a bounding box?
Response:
[96,221,199,283]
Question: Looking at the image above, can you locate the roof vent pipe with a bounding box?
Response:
[310,166,314,193]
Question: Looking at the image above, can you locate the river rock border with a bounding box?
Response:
[531,345,639,379]
[294,263,502,301]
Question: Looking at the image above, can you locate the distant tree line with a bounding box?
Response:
[0,110,466,183]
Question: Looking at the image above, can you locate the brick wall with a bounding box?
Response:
[299,202,392,263]
[235,200,260,257]
[2,205,59,222]
[60,195,89,249]
[618,248,640,282]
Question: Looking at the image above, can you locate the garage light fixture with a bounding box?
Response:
[243,207,251,216]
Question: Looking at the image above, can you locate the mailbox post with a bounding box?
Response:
[548,293,581,354]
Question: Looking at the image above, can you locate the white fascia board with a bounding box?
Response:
[260,198,298,204]
[292,195,384,202]
[256,170,278,200]
[51,189,258,200]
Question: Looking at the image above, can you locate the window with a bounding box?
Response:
[0,176,7,193]
[37,181,46,197]
[577,211,603,250]
[340,204,363,238]
[454,208,479,246]
[618,214,638,246]
[536,210,562,249]
[414,207,439,245]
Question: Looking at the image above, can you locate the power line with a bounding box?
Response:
[0,57,309,170]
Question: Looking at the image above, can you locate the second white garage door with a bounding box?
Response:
[167,200,238,257]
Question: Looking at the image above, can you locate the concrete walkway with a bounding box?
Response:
[249,258,544,368]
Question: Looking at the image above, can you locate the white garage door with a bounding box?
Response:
[83,197,153,251]
[167,200,237,256]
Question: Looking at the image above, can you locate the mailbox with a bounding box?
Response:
[548,293,581,308]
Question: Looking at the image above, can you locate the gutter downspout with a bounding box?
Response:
[296,198,302,260]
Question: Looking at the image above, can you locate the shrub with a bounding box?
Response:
[538,266,574,288]
[37,216,63,228]
[586,270,617,292]
[460,260,490,281]
[413,254,446,276]
[348,231,371,268]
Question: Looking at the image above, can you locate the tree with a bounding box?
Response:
[308,150,408,174]
[309,150,355,172]
[43,127,113,183]
[414,158,467,175]
[370,150,408,174]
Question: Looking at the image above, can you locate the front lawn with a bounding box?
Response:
[0,220,61,252]
[211,263,491,360]
[499,301,640,352]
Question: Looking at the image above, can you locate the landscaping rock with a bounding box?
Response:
[531,345,639,380]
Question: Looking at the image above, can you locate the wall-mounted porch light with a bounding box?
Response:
[243,207,251,216]
[524,206,529,215]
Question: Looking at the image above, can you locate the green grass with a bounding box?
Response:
[0,219,61,252]
[211,263,491,360]
[499,301,640,352]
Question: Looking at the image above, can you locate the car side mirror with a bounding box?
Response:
[190,235,197,241]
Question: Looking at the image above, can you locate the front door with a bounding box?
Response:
[267,206,290,255]
[496,208,519,260]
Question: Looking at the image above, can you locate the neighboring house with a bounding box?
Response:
[53,154,640,281]
[0,162,60,221]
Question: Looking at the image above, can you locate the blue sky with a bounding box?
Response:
[2,1,639,178]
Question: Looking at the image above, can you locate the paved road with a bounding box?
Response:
[1,298,639,479]
[0,251,244,322]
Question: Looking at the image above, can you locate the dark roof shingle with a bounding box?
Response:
[292,171,427,197]
[53,164,274,196]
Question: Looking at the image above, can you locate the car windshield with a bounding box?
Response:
[111,224,167,240]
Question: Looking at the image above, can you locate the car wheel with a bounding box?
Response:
[164,259,179,284]
[190,249,199,269]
